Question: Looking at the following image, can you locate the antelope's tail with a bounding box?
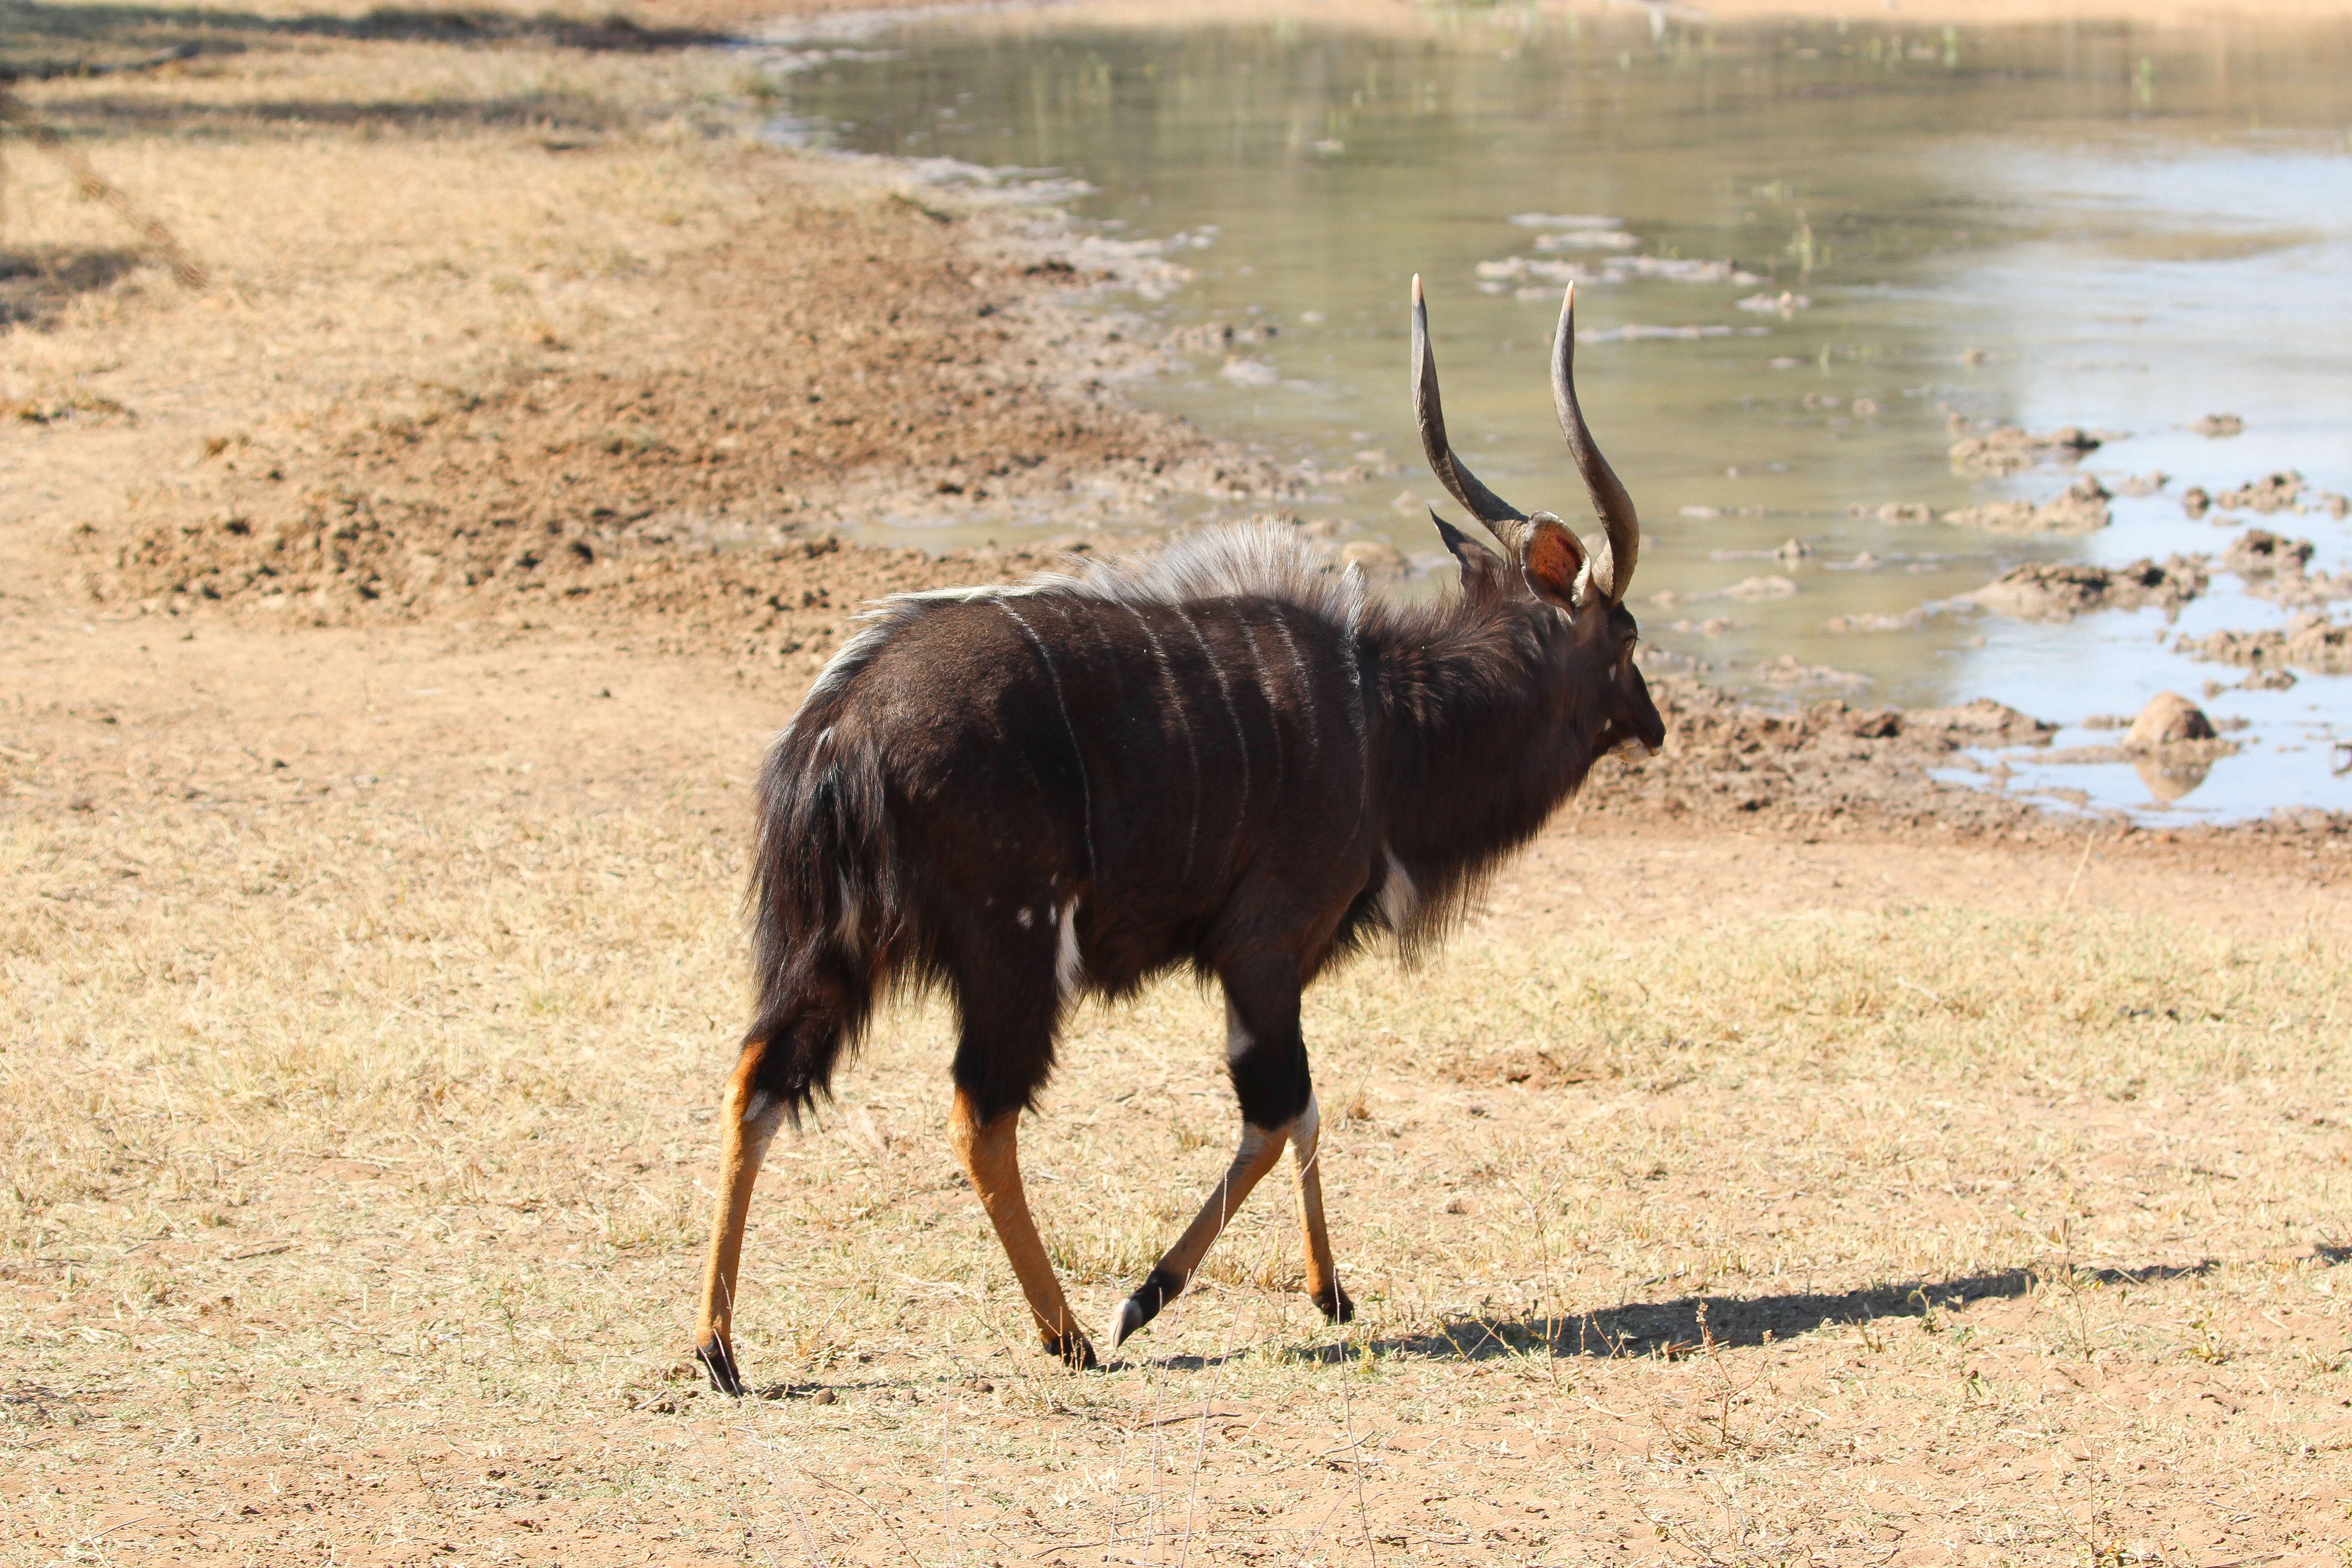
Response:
[741,711,897,1120]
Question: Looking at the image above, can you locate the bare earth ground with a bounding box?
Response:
[5,5,2352,1567]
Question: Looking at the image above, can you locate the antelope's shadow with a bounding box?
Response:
[1137,1257,2250,1371]
[29,90,622,137]
[0,246,142,330]
[1,3,731,79]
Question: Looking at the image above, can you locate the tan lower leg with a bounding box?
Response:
[696,1062,784,1392]
[1291,1090,1350,1320]
[1167,1124,1290,1284]
[949,1089,1093,1363]
[1114,1119,1290,1344]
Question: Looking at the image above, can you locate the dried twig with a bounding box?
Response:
[2058,823,2107,911]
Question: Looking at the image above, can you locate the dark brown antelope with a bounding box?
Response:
[693,278,1665,1393]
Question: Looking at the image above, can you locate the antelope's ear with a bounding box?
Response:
[1431,511,1505,599]
[1521,514,1588,613]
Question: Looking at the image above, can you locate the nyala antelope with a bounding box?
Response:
[694,279,1666,1393]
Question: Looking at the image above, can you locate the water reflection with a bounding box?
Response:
[779,6,2352,818]
[2135,754,2210,806]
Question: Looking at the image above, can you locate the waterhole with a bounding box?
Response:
[774,4,2352,822]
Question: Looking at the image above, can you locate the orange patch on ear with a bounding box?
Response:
[1524,520,1586,603]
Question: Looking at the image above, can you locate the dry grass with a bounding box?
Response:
[5,772,2350,1563]
[1,62,813,447]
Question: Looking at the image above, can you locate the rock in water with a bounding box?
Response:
[2127,691,2217,750]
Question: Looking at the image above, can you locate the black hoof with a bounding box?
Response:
[1313,1284,1355,1325]
[696,1336,747,1397]
[1113,1268,1182,1347]
[1044,1330,1099,1370]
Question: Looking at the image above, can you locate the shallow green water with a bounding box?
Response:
[769,5,2352,820]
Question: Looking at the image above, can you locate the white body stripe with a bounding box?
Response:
[1231,606,1284,789]
[1267,612,1321,762]
[1054,897,1084,1004]
[1378,847,1417,931]
[1171,603,1251,853]
[836,875,862,951]
[1118,600,1201,883]
[994,599,1097,880]
[1339,564,1372,819]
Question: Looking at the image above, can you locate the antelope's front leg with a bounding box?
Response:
[1113,1116,1290,1346]
[1289,1089,1352,1322]
[1115,979,1323,1347]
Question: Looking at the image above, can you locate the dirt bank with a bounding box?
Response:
[1,0,1298,652]
[657,0,2352,36]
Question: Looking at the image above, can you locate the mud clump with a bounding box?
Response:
[2222,528,2313,576]
[1580,687,2066,837]
[2181,486,2212,519]
[2215,471,2304,515]
[1971,555,2207,622]
[1164,320,1280,354]
[1902,698,2058,746]
[1820,605,1936,633]
[2191,413,2245,438]
[1942,475,2112,535]
[1750,654,1870,692]
[1942,503,2034,532]
[2203,474,2352,521]
[2220,529,2352,607]
[1947,425,2101,477]
[2180,613,2352,676]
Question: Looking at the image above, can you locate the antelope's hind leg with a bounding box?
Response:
[1114,963,1335,1347]
[947,949,1098,1369]
[695,1033,794,1396]
[950,1090,1097,1368]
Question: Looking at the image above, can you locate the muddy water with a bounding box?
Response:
[772,6,2352,821]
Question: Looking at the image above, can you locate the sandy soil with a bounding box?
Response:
[5,6,2351,1566]
[8,595,2352,1568]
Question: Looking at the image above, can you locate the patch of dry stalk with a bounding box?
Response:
[5,772,2351,1562]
